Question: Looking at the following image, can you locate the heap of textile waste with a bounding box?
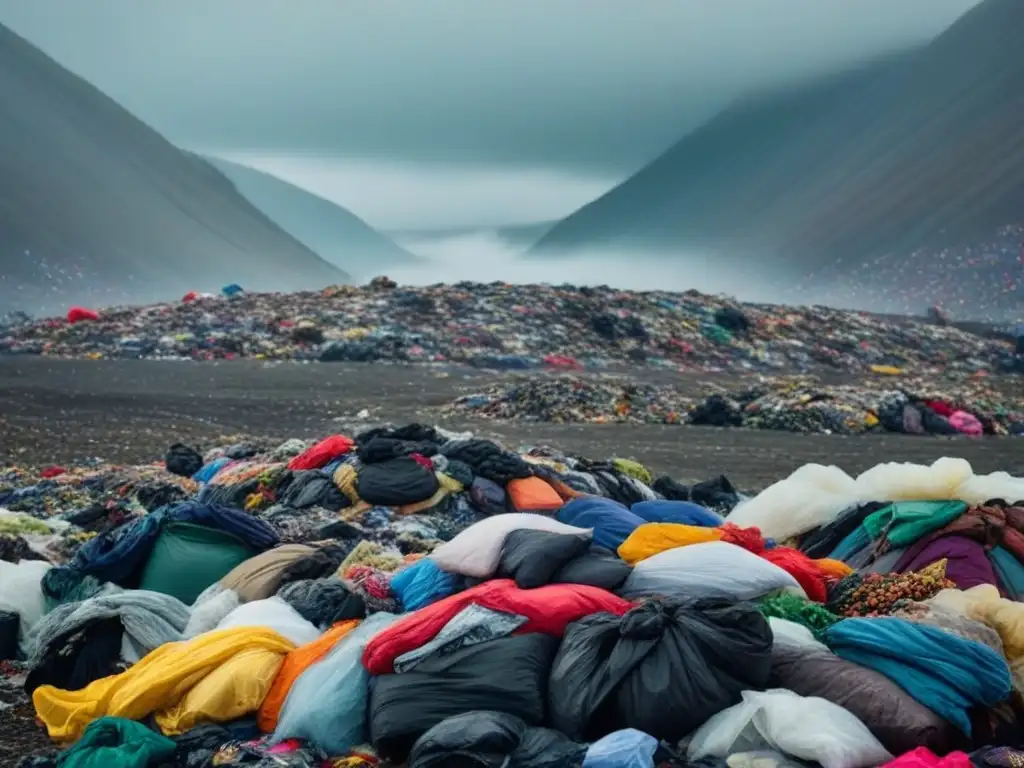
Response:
[448,373,1024,436]
[2,425,1024,768]
[1,281,1018,374]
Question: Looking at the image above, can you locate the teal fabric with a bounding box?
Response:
[826,617,1011,735]
[57,717,175,768]
[862,501,967,548]
[990,546,1024,600]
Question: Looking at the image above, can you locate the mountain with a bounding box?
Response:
[532,0,1024,313]
[390,220,557,252]
[0,23,347,315]
[203,157,419,278]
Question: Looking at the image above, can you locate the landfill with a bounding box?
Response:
[1,282,1021,374]
[447,374,1024,436]
[0,424,1023,767]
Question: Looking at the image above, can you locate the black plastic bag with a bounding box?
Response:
[0,610,19,660]
[408,711,585,768]
[370,633,559,761]
[551,547,631,591]
[548,598,772,742]
[496,530,590,589]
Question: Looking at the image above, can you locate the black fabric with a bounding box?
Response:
[476,454,533,485]
[356,458,439,506]
[920,406,960,435]
[278,471,342,510]
[496,530,591,589]
[713,307,751,335]
[689,476,740,512]
[469,478,508,516]
[25,616,125,695]
[548,598,772,742]
[689,395,743,428]
[276,543,352,586]
[443,460,475,487]
[441,440,503,468]
[0,610,19,660]
[552,547,632,591]
[357,423,441,447]
[359,437,439,464]
[0,533,48,563]
[165,443,203,478]
[798,502,888,558]
[276,578,366,628]
[224,443,261,460]
[135,482,188,512]
[370,633,559,762]
[409,711,584,768]
[651,476,690,501]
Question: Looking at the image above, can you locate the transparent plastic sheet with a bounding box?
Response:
[687,689,891,768]
[430,513,592,578]
[582,728,658,767]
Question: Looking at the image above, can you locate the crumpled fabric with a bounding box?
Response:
[394,604,528,673]
[29,590,190,666]
[52,716,176,768]
[276,578,366,629]
[32,627,295,742]
[215,597,321,647]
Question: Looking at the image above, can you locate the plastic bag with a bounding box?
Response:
[583,728,658,767]
[430,513,591,578]
[216,597,320,646]
[686,689,892,768]
[272,612,398,755]
[0,560,52,657]
[619,542,804,601]
[768,617,830,652]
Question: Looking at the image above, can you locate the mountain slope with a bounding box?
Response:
[0,23,347,314]
[533,0,1024,300]
[203,156,419,278]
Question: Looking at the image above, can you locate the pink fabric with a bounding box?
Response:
[949,410,983,436]
[883,747,971,768]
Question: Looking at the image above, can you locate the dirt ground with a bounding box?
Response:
[1,358,1022,489]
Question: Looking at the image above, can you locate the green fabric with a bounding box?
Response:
[57,716,175,768]
[0,513,52,535]
[138,521,253,605]
[758,592,840,639]
[862,500,967,548]
[611,458,653,485]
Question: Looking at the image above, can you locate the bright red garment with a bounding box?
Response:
[362,579,631,674]
[66,307,99,324]
[760,546,828,602]
[181,291,199,303]
[924,401,955,418]
[40,466,67,479]
[287,435,354,470]
[883,747,971,768]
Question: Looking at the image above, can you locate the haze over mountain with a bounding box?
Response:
[533,0,1024,315]
[0,22,346,315]
[202,156,419,280]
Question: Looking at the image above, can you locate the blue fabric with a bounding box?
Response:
[826,617,1011,735]
[990,546,1024,600]
[583,728,658,768]
[631,500,723,527]
[557,497,645,551]
[828,525,871,562]
[192,457,230,484]
[72,501,278,586]
[390,559,459,612]
[221,283,244,296]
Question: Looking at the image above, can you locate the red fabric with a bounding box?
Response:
[882,747,971,768]
[287,435,354,470]
[66,307,99,324]
[760,546,828,602]
[925,400,955,418]
[362,579,631,674]
[40,466,67,479]
[408,453,434,470]
[719,523,766,554]
[542,355,583,370]
[181,291,199,303]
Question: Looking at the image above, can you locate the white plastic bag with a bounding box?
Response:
[768,617,830,653]
[185,584,241,639]
[216,596,320,646]
[686,689,892,768]
[619,542,804,602]
[429,513,591,578]
[0,560,53,657]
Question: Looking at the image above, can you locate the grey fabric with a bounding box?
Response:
[393,604,528,673]
[892,601,1005,655]
[624,477,658,502]
[858,548,907,575]
[29,589,190,665]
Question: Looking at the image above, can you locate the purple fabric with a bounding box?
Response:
[899,535,998,589]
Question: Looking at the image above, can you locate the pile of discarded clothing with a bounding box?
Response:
[449,374,1024,436]
[0,281,1016,374]
[3,426,1024,768]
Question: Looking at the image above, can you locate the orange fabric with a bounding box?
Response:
[506,477,564,511]
[814,558,855,578]
[256,620,359,732]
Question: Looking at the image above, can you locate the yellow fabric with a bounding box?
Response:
[332,464,361,504]
[814,558,855,578]
[617,523,723,565]
[33,627,295,743]
[871,365,903,375]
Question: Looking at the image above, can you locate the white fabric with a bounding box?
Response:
[618,542,805,602]
[687,689,892,768]
[0,560,53,657]
[768,617,831,654]
[429,513,592,578]
[727,458,1024,541]
[215,596,320,646]
[185,584,241,639]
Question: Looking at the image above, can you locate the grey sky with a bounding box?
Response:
[0,0,980,176]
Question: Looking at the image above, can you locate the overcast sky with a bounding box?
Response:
[0,0,981,229]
